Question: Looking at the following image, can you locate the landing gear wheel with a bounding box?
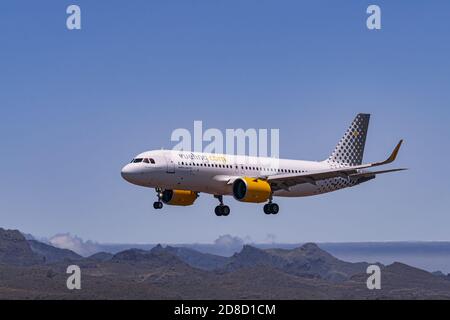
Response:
[270,203,279,214]
[221,205,230,216]
[215,205,231,217]
[153,201,163,210]
[153,188,164,210]
[264,203,279,215]
[214,195,230,217]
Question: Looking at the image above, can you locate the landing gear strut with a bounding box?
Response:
[264,195,279,215]
[153,188,164,210]
[214,195,230,217]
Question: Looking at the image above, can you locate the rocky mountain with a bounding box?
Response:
[154,245,229,271]
[0,228,83,266]
[224,243,370,281]
[1,227,450,299]
[110,245,191,270]
[87,252,114,262]
[349,262,450,299]
[0,228,42,265]
[28,240,82,264]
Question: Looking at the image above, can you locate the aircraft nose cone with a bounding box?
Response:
[121,163,148,186]
[121,164,134,182]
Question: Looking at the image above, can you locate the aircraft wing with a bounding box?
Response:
[266,140,406,190]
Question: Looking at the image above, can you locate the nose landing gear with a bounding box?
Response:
[153,201,163,209]
[153,188,164,210]
[214,195,230,217]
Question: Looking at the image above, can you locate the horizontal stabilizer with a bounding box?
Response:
[349,168,408,179]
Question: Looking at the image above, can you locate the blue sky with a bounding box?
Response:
[1,1,449,244]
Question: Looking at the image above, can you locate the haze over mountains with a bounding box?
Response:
[23,230,450,274]
[1,227,450,299]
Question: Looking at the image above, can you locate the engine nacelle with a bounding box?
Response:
[161,190,198,206]
[232,177,272,203]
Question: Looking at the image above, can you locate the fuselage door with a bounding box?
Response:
[164,153,175,174]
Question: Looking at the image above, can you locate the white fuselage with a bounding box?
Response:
[121,150,364,198]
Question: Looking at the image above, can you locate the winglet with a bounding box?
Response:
[387,140,403,163]
[377,140,403,166]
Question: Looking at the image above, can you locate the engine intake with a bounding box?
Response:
[161,190,198,206]
[232,177,272,203]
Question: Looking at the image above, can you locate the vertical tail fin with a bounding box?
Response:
[327,113,370,166]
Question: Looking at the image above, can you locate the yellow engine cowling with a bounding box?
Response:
[232,177,272,203]
[161,190,198,206]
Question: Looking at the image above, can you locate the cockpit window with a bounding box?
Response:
[130,158,155,164]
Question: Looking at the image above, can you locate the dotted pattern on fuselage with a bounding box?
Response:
[313,177,359,195]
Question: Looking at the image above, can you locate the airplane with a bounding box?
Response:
[121,114,406,216]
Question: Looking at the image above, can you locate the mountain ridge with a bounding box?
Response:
[2,227,450,299]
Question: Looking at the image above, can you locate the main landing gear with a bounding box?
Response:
[153,188,164,210]
[264,195,279,215]
[214,195,230,217]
